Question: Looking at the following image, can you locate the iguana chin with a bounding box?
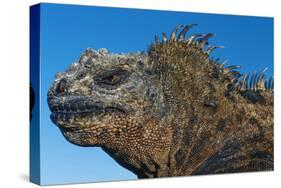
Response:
[47,24,273,178]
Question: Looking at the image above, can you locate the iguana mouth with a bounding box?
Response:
[48,95,126,128]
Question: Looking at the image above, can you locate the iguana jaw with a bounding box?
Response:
[48,95,127,129]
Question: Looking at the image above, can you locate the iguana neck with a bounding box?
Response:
[101,115,174,178]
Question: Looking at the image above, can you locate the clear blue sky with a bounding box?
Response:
[38,3,273,185]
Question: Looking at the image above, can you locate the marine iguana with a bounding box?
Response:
[47,24,273,178]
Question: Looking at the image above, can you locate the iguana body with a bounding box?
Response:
[47,24,273,178]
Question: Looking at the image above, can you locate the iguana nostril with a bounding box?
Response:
[56,79,67,94]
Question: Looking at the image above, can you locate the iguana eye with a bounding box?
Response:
[94,69,128,86]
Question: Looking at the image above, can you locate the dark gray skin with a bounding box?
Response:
[47,24,273,178]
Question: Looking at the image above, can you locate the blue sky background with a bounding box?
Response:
[37,3,273,185]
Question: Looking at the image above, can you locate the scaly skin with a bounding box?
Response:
[47,24,273,178]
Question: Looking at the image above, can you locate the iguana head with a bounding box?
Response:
[47,48,164,147]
